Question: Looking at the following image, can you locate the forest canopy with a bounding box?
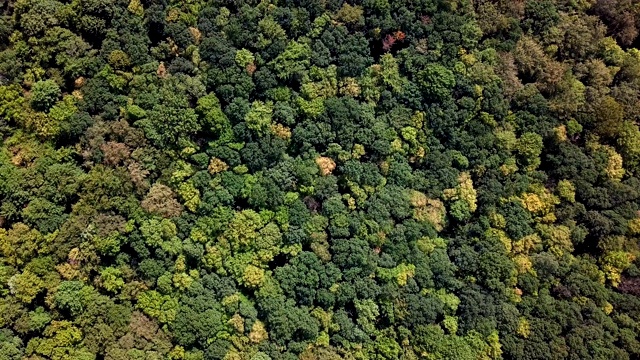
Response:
[1,0,640,359]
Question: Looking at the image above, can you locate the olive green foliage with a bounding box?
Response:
[0,1,639,360]
[29,80,61,112]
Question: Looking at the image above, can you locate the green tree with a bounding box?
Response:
[271,40,311,80]
[417,64,456,101]
[0,329,23,360]
[30,80,61,112]
[10,270,44,304]
[136,290,178,324]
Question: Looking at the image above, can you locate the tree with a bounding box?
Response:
[196,93,230,134]
[593,0,639,46]
[0,1,639,359]
[14,0,64,37]
[22,198,67,233]
[54,281,95,317]
[134,77,204,147]
[275,251,341,307]
[523,0,559,35]
[30,80,61,112]
[516,132,543,170]
[136,102,199,147]
[594,96,625,138]
[136,290,178,324]
[270,40,311,80]
[9,270,44,304]
[0,329,23,360]
[245,100,274,135]
[0,223,46,268]
[417,64,456,101]
[412,325,500,360]
[0,85,24,122]
[141,183,183,218]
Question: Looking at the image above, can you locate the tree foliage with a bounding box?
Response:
[0,1,638,359]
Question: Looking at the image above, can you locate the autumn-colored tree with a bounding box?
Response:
[141,183,184,218]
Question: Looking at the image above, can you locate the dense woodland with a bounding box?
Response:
[1,0,640,359]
